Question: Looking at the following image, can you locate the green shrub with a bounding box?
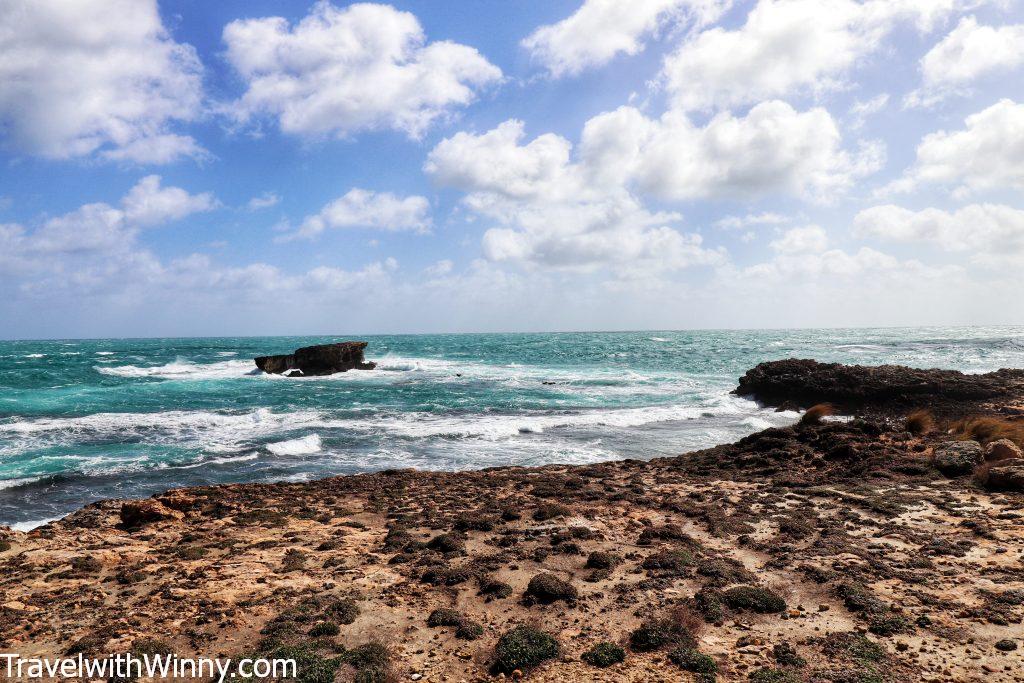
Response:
[669,647,717,674]
[581,642,625,667]
[493,626,559,674]
[722,586,786,613]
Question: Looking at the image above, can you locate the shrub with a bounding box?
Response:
[749,668,799,683]
[175,546,207,560]
[905,410,934,435]
[581,642,625,668]
[642,549,693,574]
[524,573,578,605]
[772,642,805,667]
[585,551,621,569]
[694,589,725,623]
[427,608,463,627]
[478,576,513,599]
[722,586,786,613]
[868,612,910,636]
[533,503,570,521]
[455,620,484,640]
[799,403,833,426]
[629,618,696,652]
[343,642,390,670]
[426,533,465,553]
[949,416,1024,448]
[493,626,559,674]
[308,622,340,638]
[669,647,717,674]
[325,597,360,625]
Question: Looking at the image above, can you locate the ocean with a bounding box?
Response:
[2,327,1024,529]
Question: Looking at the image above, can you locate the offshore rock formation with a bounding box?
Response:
[255,341,376,376]
[736,358,1024,416]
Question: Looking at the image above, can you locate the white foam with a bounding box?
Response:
[25,353,45,358]
[0,476,43,490]
[95,351,115,355]
[9,516,62,532]
[650,337,669,342]
[267,434,322,455]
[96,359,255,379]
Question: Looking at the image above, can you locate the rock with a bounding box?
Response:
[983,462,1024,491]
[985,438,1022,462]
[934,441,983,476]
[734,358,1024,415]
[994,639,1018,651]
[119,500,183,528]
[253,353,294,374]
[254,341,376,376]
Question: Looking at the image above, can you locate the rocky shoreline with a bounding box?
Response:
[1,359,1023,682]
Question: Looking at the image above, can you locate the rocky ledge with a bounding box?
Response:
[736,358,1024,417]
[255,341,376,377]
[1,359,1023,682]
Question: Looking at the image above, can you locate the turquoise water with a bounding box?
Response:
[2,327,1024,528]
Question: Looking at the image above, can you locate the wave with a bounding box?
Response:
[267,434,322,455]
[0,394,793,455]
[0,476,44,491]
[9,516,62,532]
[25,353,45,358]
[96,359,257,379]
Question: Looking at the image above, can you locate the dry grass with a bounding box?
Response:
[905,410,934,436]
[948,416,1024,448]
[799,404,834,426]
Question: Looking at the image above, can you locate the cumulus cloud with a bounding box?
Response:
[769,225,828,253]
[580,101,883,202]
[0,0,204,163]
[425,119,725,275]
[2,176,215,261]
[854,203,1024,262]
[906,17,1024,108]
[715,212,790,230]
[661,0,982,112]
[246,192,281,211]
[885,99,1024,197]
[222,1,501,140]
[425,96,880,273]
[284,189,431,241]
[521,0,731,78]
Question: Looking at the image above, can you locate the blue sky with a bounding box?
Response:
[1,0,1023,338]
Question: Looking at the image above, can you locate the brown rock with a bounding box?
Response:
[983,462,1024,491]
[254,342,375,376]
[985,438,1022,462]
[119,500,183,528]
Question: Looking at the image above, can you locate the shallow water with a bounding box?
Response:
[2,327,1023,527]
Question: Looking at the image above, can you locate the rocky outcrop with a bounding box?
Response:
[255,341,376,377]
[986,438,1023,462]
[735,358,1024,416]
[119,499,183,528]
[934,441,983,476]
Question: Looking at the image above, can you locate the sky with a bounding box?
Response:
[1,0,1023,339]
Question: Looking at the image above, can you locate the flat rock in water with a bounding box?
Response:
[254,341,375,377]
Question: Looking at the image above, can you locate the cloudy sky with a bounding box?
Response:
[1,0,1023,338]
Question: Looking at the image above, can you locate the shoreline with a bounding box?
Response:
[1,359,1022,681]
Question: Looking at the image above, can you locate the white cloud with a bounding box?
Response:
[425,100,879,273]
[0,0,204,163]
[715,212,789,230]
[521,0,731,78]
[906,17,1024,108]
[0,177,215,263]
[580,101,883,202]
[426,119,728,274]
[770,225,828,253]
[848,94,889,130]
[287,189,431,240]
[246,192,281,211]
[121,175,218,227]
[222,1,501,140]
[661,0,982,112]
[886,99,1024,197]
[854,203,1024,261]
